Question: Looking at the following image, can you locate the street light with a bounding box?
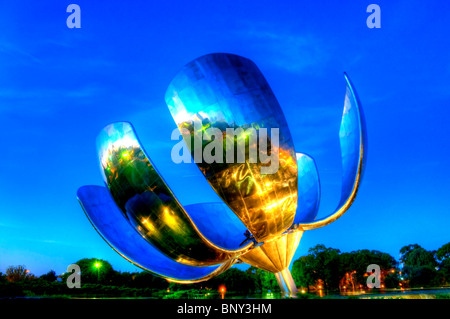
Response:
[218,285,226,299]
[94,261,102,282]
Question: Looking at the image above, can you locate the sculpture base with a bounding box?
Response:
[239,230,302,298]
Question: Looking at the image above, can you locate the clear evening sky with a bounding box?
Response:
[0,1,449,276]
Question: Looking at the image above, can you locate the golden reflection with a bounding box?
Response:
[141,218,156,234]
[177,120,298,243]
[239,230,303,273]
[97,123,253,267]
[162,208,179,229]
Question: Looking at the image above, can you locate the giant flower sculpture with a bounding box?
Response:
[77,53,367,296]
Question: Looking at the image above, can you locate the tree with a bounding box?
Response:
[405,248,436,268]
[310,245,342,290]
[208,268,257,293]
[435,242,450,285]
[400,244,439,287]
[436,242,450,262]
[292,245,398,291]
[254,268,279,292]
[292,256,315,291]
[437,259,450,285]
[340,249,397,286]
[67,258,115,284]
[110,271,135,287]
[291,244,341,291]
[130,271,168,289]
[405,266,437,287]
[384,272,400,288]
[5,265,34,282]
[400,244,423,265]
[39,270,57,282]
[246,266,282,292]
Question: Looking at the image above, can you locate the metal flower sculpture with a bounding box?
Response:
[77,53,366,296]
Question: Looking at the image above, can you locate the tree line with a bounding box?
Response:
[292,242,450,291]
[1,242,449,297]
[0,258,280,297]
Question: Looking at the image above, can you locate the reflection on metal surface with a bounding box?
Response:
[239,230,303,273]
[292,153,321,225]
[273,268,299,298]
[165,53,297,242]
[183,202,253,251]
[279,268,299,297]
[77,185,235,283]
[297,73,366,231]
[96,122,252,266]
[77,53,367,293]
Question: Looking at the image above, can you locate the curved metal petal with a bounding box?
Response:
[298,73,367,231]
[96,121,252,266]
[77,185,235,283]
[183,202,251,250]
[292,153,320,224]
[165,53,298,242]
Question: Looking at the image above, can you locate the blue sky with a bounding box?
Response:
[0,1,449,276]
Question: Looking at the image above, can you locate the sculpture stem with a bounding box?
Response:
[274,272,287,294]
[274,268,298,298]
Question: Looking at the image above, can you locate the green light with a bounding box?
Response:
[94,261,102,282]
[241,132,251,140]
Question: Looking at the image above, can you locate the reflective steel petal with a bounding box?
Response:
[183,202,252,250]
[298,73,366,231]
[165,53,298,242]
[77,185,235,283]
[97,121,252,266]
[292,153,320,224]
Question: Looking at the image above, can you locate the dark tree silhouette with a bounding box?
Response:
[292,245,398,290]
[39,270,57,282]
[5,265,34,282]
[63,258,115,284]
[400,244,440,287]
